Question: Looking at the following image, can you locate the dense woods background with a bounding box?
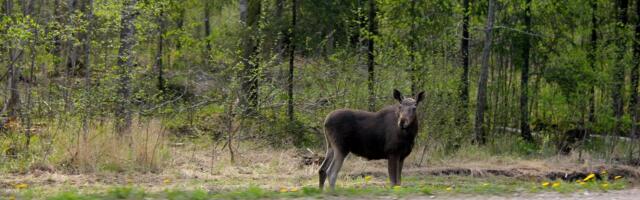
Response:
[2,0,640,172]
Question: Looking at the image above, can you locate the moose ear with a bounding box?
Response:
[416,91,425,104]
[393,89,403,102]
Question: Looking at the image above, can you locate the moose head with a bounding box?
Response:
[393,89,425,129]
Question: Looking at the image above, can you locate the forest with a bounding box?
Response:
[1,0,640,199]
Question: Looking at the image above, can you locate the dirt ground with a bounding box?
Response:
[2,145,640,198]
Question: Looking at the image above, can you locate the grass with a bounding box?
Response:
[3,174,629,199]
[0,119,169,174]
[2,122,638,199]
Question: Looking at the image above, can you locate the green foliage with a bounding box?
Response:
[1,0,640,175]
[106,187,146,199]
[165,189,208,200]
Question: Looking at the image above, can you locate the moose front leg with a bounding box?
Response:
[387,156,400,186]
[396,158,405,186]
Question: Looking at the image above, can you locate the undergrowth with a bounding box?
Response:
[0,119,169,173]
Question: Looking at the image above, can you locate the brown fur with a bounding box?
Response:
[319,89,424,190]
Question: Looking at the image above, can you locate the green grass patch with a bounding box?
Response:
[12,175,628,199]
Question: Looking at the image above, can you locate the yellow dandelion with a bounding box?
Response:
[601,183,609,188]
[579,182,586,186]
[279,187,288,193]
[15,183,28,189]
[614,175,623,180]
[482,183,489,186]
[583,173,596,182]
[163,178,171,184]
[364,176,373,182]
[552,182,561,188]
[290,187,299,192]
[600,170,608,175]
[446,187,453,191]
[542,182,550,187]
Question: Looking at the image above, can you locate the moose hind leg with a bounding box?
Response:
[318,149,334,190]
[327,150,347,191]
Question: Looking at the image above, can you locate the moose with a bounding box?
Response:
[319,89,425,191]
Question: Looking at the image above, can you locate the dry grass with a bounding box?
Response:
[0,119,169,175]
[53,119,169,173]
[2,120,640,199]
[3,136,639,197]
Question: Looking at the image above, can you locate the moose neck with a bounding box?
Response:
[399,117,418,137]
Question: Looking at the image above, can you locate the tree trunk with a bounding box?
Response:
[155,6,165,92]
[367,0,377,111]
[114,0,137,134]
[21,0,33,14]
[52,0,62,75]
[612,0,629,137]
[519,0,533,142]
[175,5,184,50]
[2,0,20,120]
[457,0,470,125]
[24,0,37,149]
[287,0,296,122]
[203,0,211,68]
[631,0,640,139]
[410,0,417,96]
[82,0,93,137]
[474,0,496,145]
[275,0,285,62]
[239,0,261,115]
[588,0,598,126]
[64,0,78,113]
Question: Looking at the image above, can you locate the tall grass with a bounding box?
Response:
[0,118,169,173]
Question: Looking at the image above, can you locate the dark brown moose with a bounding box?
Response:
[319,89,425,191]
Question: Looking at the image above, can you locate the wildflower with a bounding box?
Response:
[614,175,623,180]
[579,182,586,186]
[601,183,609,188]
[541,182,550,187]
[15,183,28,189]
[552,182,561,188]
[290,187,299,192]
[163,178,171,184]
[364,176,373,183]
[482,183,489,186]
[583,173,596,182]
[279,187,288,193]
[600,170,607,175]
[393,185,402,190]
[446,187,453,191]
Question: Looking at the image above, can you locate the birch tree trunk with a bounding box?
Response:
[474,0,496,145]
